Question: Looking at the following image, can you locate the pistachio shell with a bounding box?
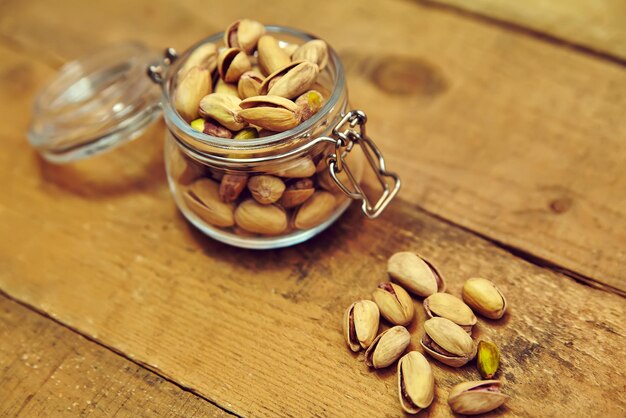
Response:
[219,174,248,202]
[168,147,204,186]
[190,118,233,138]
[292,39,329,70]
[477,340,500,379]
[364,326,410,369]
[272,156,316,178]
[294,90,324,121]
[234,199,287,235]
[257,35,291,75]
[387,252,446,297]
[278,178,315,208]
[248,175,285,205]
[342,300,380,352]
[237,71,264,99]
[421,317,475,367]
[214,78,240,98]
[180,42,218,76]
[224,19,265,54]
[448,380,508,415]
[398,351,434,414]
[183,178,235,227]
[217,48,251,83]
[372,282,415,326]
[199,93,246,131]
[238,95,301,132]
[259,61,319,99]
[423,293,477,331]
[462,278,507,319]
[174,66,211,121]
[293,191,336,230]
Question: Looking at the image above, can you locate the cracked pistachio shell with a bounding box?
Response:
[293,191,335,230]
[180,42,218,76]
[365,326,410,369]
[272,156,316,178]
[238,95,301,132]
[278,178,315,208]
[398,351,434,414]
[248,175,286,205]
[168,147,204,186]
[219,174,248,203]
[292,39,329,71]
[448,380,508,415]
[477,340,500,379]
[214,78,240,98]
[234,199,287,235]
[217,47,251,83]
[373,283,415,326]
[257,35,291,75]
[462,278,507,319]
[423,293,476,331]
[421,317,475,367]
[174,66,212,122]
[199,93,246,131]
[224,19,265,54]
[183,178,235,227]
[342,300,380,351]
[387,252,446,297]
[237,71,264,99]
[259,61,319,99]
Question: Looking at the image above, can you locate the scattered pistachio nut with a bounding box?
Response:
[259,61,320,99]
[462,278,507,319]
[397,351,434,414]
[292,39,329,70]
[278,178,315,208]
[183,178,235,227]
[214,78,241,97]
[180,42,218,76]
[217,47,251,83]
[293,191,336,230]
[476,340,500,379]
[174,66,212,121]
[373,282,415,326]
[238,71,265,99]
[342,300,380,351]
[238,95,301,132]
[199,93,247,131]
[190,118,233,138]
[448,380,508,415]
[423,293,476,332]
[224,19,266,54]
[248,175,286,205]
[387,252,446,297]
[364,325,410,369]
[219,174,248,202]
[257,34,291,75]
[234,199,287,235]
[420,317,476,367]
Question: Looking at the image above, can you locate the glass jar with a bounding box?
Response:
[28,26,400,249]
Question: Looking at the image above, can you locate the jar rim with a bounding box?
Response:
[161,25,346,151]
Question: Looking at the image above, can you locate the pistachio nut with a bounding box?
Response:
[448,380,508,415]
[462,278,507,319]
[217,47,251,83]
[199,93,247,131]
[293,191,336,230]
[224,19,265,54]
[342,300,380,351]
[387,252,446,298]
[174,66,212,121]
[180,42,218,76]
[423,293,476,332]
[259,61,319,99]
[214,78,240,98]
[248,175,286,205]
[183,178,235,227]
[257,35,291,75]
[219,174,248,203]
[282,43,298,57]
[237,71,264,99]
[373,282,415,326]
[476,340,500,379]
[278,178,315,208]
[397,351,434,414]
[272,156,316,178]
[292,39,329,71]
[295,90,324,122]
[238,95,301,132]
[168,147,204,186]
[190,118,233,138]
[420,317,476,367]
[364,325,410,369]
[233,127,259,140]
[234,199,287,235]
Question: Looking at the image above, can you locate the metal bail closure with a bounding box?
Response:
[326,110,401,218]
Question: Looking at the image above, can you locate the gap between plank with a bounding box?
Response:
[0,290,243,418]
[414,0,626,67]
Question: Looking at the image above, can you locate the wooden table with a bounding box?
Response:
[1,0,625,416]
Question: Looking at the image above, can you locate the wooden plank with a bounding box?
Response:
[0,295,233,417]
[423,0,626,62]
[1,0,624,291]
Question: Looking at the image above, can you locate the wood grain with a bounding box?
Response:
[1,0,624,292]
[423,0,626,61]
[0,295,232,417]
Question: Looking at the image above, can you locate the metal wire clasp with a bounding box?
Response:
[326,110,401,218]
[147,47,178,85]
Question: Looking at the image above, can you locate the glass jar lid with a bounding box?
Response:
[28,42,162,163]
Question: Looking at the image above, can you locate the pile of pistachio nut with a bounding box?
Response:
[172,19,347,237]
[343,252,509,415]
